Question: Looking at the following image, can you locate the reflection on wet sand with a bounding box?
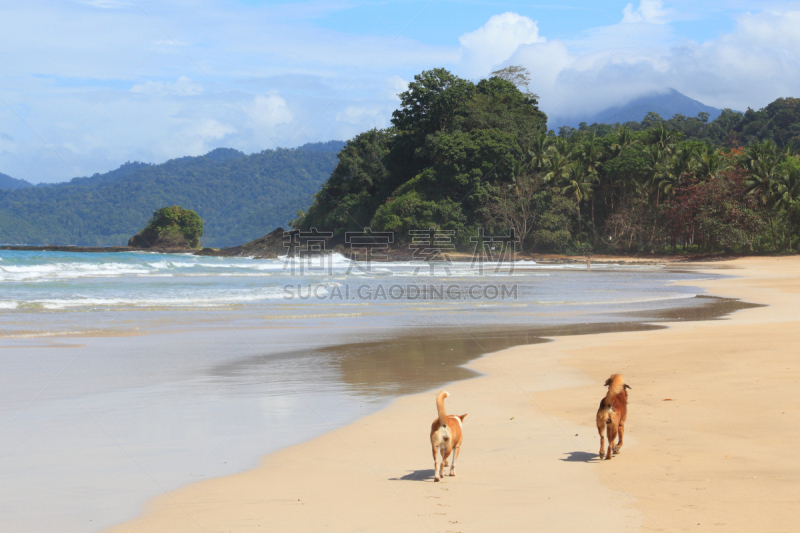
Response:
[618,295,763,322]
[213,296,759,401]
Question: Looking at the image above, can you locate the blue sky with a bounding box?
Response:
[1,0,798,183]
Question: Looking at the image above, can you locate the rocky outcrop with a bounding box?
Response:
[128,228,190,250]
[195,227,287,258]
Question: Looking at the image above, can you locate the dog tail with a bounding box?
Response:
[603,374,626,408]
[436,391,449,426]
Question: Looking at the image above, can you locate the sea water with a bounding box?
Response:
[0,250,723,532]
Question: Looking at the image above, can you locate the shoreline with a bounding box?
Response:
[103,257,800,532]
[2,243,788,265]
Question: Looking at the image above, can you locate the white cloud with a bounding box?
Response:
[248,94,293,129]
[385,76,408,100]
[194,119,236,141]
[130,76,204,96]
[495,5,800,122]
[335,105,392,128]
[459,12,545,78]
[621,0,671,24]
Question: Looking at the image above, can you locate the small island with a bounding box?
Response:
[128,205,204,250]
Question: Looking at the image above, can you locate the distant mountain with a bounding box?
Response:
[550,89,723,129]
[0,142,344,247]
[0,172,33,191]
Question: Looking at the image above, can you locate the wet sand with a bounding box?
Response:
[101,257,796,533]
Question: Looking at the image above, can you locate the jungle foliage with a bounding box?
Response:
[295,68,800,254]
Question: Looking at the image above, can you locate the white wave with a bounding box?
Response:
[0,300,19,309]
[27,287,293,310]
[0,262,151,281]
[0,330,103,339]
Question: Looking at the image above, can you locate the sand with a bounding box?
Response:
[105,257,800,533]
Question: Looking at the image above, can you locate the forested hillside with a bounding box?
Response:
[296,68,800,254]
[0,142,343,247]
[297,68,548,243]
[0,172,33,190]
[570,97,800,148]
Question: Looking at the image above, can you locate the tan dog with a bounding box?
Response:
[596,374,631,460]
[430,391,466,481]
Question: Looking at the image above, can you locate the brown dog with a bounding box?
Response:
[430,391,466,481]
[596,374,631,460]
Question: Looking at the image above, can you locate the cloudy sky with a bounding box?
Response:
[1,0,798,183]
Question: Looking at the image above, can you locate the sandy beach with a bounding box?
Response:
[105,256,800,533]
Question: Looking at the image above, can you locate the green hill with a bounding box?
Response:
[0,142,343,247]
[295,67,800,254]
[0,172,33,191]
[550,88,723,130]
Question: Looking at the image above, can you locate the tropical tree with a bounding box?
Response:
[694,145,729,181]
[580,132,605,176]
[649,123,679,155]
[391,68,475,136]
[742,141,783,206]
[773,165,800,211]
[543,139,570,184]
[657,146,697,196]
[489,159,542,250]
[560,160,596,242]
[490,65,539,101]
[610,125,639,155]
[527,133,551,172]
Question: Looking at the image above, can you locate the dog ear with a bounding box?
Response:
[459,414,467,421]
[624,384,631,390]
[604,378,612,386]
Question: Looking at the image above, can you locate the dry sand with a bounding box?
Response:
[106,257,800,533]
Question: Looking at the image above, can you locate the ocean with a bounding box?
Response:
[0,250,729,532]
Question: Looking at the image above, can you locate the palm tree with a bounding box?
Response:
[657,146,697,196]
[580,132,605,176]
[741,141,783,206]
[543,138,570,184]
[649,123,679,155]
[580,133,607,237]
[642,144,663,198]
[773,166,800,212]
[610,125,639,156]
[741,141,786,249]
[527,133,551,172]
[694,145,729,181]
[561,160,597,243]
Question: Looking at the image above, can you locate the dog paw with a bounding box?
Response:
[612,445,620,454]
[449,471,456,477]
[434,476,441,482]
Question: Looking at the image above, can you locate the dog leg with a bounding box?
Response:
[598,424,606,459]
[613,421,624,454]
[449,445,459,476]
[433,446,441,482]
[606,424,616,460]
